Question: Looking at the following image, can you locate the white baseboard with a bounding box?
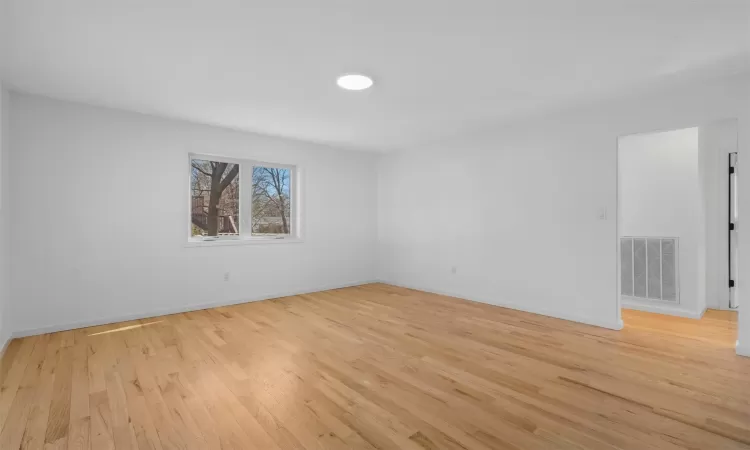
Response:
[737,341,750,358]
[380,280,623,330]
[621,297,705,319]
[12,280,379,338]
[0,327,11,360]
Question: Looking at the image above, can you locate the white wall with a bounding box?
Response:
[618,127,703,317]
[378,74,750,344]
[8,93,378,336]
[0,86,10,350]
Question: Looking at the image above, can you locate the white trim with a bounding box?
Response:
[621,296,705,319]
[185,237,304,247]
[615,135,623,328]
[736,340,750,357]
[188,153,246,166]
[381,280,624,330]
[0,328,11,360]
[11,280,378,338]
[728,151,739,310]
[9,280,628,338]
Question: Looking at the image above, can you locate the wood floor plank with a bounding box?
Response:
[0,337,38,429]
[0,334,51,449]
[18,333,61,450]
[0,284,748,449]
[44,345,74,448]
[67,330,90,450]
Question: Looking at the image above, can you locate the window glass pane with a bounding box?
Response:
[190,159,240,237]
[252,166,291,236]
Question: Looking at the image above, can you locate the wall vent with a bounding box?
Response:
[620,237,678,302]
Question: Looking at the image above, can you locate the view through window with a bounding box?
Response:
[191,159,240,237]
[190,156,295,240]
[252,166,291,236]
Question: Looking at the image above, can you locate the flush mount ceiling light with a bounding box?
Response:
[336,73,373,91]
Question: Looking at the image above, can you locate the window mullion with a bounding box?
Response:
[240,163,253,238]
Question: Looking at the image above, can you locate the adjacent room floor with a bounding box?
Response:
[0,284,748,450]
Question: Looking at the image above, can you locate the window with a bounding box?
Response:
[189,155,299,243]
[251,166,292,236]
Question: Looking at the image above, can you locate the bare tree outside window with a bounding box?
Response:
[190,159,240,237]
[252,167,291,236]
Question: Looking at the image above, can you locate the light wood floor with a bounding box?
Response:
[0,284,748,450]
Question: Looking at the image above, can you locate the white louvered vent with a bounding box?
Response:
[620,237,678,302]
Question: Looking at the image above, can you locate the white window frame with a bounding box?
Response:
[187,153,303,246]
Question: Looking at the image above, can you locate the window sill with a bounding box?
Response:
[185,237,304,247]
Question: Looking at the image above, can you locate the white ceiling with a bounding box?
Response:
[1,1,749,151]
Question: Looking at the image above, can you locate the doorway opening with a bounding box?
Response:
[729,151,739,310]
[616,120,739,346]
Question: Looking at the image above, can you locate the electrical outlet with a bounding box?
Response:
[224,272,230,282]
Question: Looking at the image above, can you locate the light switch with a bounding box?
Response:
[597,207,607,220]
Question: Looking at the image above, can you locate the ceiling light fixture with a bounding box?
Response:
[336,73,373,91]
